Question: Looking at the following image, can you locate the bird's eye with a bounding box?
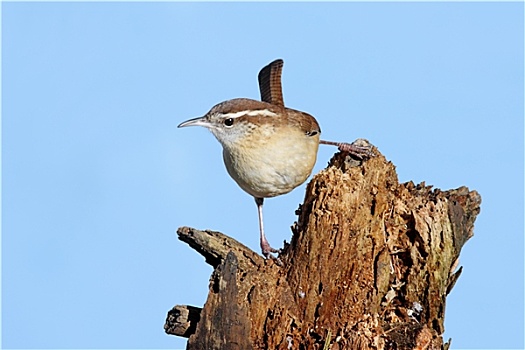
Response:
[224,118,234,127]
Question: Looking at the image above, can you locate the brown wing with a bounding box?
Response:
[258,59,285,107]
[287,109,321,137]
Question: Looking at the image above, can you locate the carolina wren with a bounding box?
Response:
[178,59,370,260]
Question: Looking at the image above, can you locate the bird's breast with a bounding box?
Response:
[222,126,320,198]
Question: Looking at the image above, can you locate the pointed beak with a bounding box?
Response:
[178,116,210,128]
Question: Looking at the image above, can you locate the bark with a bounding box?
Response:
[166,148,481,350]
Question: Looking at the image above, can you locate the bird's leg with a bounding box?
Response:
[255,198,282,262]
[320,138,374,159]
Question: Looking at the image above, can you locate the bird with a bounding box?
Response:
[178,59,370,261]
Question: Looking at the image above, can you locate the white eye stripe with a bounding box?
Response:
[221,109,277,119]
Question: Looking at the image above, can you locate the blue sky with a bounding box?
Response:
[2,2,523,349]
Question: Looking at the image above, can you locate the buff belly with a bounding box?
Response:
[222,131,320,198]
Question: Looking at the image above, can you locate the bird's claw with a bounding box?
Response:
[337,139,375,159]
[261,244,283,266]
[320,138,375,159]
[337,143,373,159]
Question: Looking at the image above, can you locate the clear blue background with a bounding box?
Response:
[2,2,523,349]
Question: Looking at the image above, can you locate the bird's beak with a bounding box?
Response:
[178,116,209,128]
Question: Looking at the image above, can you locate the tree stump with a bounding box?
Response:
[166,148,481,350]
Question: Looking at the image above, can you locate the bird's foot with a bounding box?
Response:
[320,138,375,159]
[261,241,283,266]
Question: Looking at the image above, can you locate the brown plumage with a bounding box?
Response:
[209,98,320,138]
[258,59,285,107]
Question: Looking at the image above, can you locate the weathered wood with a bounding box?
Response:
[186,252,254,350]
[167,148,481,350]
[164,305,201,338]
[176,226,263,270]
